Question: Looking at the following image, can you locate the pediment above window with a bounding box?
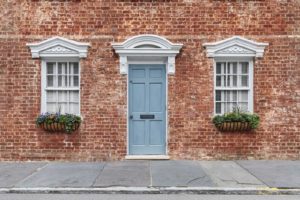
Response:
[27,37,90,58]
[203,36,268,58]
[112,35,183,75]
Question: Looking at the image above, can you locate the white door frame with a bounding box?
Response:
[126,59,169,158]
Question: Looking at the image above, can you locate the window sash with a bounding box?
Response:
[215,62,249,88]
[46,62,79,89]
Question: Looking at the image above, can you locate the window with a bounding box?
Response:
[203,36,268,115]
[214,60,253,114]
[27,37,90,115]
[43,61,80,115]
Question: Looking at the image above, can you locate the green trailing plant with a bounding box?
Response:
[212,107,260,130]
[36,112,81,133]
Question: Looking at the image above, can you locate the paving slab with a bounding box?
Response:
[199,161,265,188]
[237,160,300,188]
[150,160,215,187]
[15,162,105,188]
[0,162,47,188]
[93,161,150,187]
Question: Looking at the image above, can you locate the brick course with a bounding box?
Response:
[0,0,299,161]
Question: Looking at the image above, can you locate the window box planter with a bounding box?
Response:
[38,121,80,133]
[36,113,81,133]
[215,122,252,132]
[213,109,259,132]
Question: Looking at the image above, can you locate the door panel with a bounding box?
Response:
[129,64,166,155]
[132,121,145,145]
[149,83,162,112]
[132,83,146,112]
[149,121,163,145]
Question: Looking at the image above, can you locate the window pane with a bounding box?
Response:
[70,91,79,102]
[224,102,229,113]
[216,102,221,114]
[70,103,79,114]
[47,63,55,74]
[227,75,231,87]
[225,91,230,101]
[58,65,63,74]
[222,75,226,87]
[46,103,57,113]
[215,91,221,101]
[69,76,73,87]
[239,103,248,112]
[58,62,68,74]
[227,63,230,74]
[241,75,248,86]
[47,91,57,102]
[58,75,63,87]
[233,64,237,74]
[216,76,221,86]
[58,103,68,114]
[232,102,239,111]
[47,76,55,87]
[233,75,237,86]
[65,65,68,75]
[221,91,225,101]
[216,63,222,74]
[241,62,249,74]
[228,62,237,74]
[71,62,79,74]
[232,91,237,101]
[65,76,68,87]
[73,76,79,87]
[58,91,68,102]
[239,91,248,102]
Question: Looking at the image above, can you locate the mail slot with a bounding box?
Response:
[140,114,155,119]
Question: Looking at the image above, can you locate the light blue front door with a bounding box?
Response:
[129,64,166,155]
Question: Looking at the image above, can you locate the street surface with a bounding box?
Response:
[0,194,299,200]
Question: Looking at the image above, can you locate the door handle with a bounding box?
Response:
[129,115,133,119]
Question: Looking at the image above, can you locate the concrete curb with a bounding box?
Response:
[0,187,300,195]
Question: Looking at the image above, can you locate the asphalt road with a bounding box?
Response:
[0,194,299,200]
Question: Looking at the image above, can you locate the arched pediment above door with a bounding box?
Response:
[112,35,183,75]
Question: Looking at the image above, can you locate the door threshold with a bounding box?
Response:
[125,155,170,160]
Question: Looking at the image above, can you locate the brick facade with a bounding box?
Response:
[0,0,299,161]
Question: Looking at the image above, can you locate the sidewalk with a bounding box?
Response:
[0,160,299,195]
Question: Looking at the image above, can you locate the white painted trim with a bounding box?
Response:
[112,35,182,75]
[125,155,170,160]
[203,36,268,58]
[27,36,90,58]
[41,60,47,114]
[112,34,182,50]
[213,58,254,115]
[127,60,168,157]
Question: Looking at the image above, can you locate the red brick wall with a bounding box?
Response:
[0,0,299,161]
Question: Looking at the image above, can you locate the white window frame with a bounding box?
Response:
[27,36,90,115]
[41,58,81,115]
[213,57,253,115]
[203,36,268,115]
